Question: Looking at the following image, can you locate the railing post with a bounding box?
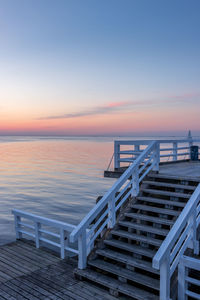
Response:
[178,257,187,300]
[153,142,160,172]
[14,215,22,239]
[35,222,41,249]
[131,165,139,197]
[78,229,87,269]
[192,209,199,255]
[60,228,65,259]
[160,257,171,300]
[108,194,116,228]
[173,142,178,161]
[114,141,120,170]
[134,144,140,159]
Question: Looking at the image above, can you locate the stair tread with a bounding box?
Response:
[125,212,175,226]
[111,229,162,247]
[141,188,191,198]
[96,248,159,274]
[137,196,186,207]
[104,239,157,258]
[75,268,158,300]
[131,204,181,216]
[88,259,159,290]
[142,180,196,190]
[147,172,200,182]
[118,220,169,236]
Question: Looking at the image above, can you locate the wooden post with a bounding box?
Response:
[131,166,139,197]
[60,228,65,259]
[35,222,41,249]
[160,257,171,300]
[178,258,186,300]
[192,210,199,255]
[108,194,116,228]
[153,142,160,171]
[14,215,22,239]
[134,144,140,159]
[173,142,178,161]
[78,230,87,269]
[114,141,120,170]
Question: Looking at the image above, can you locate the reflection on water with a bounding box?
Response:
[0,136,117,245]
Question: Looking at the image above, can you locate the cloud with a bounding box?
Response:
[37,91,200,121]
[38,101,132,120]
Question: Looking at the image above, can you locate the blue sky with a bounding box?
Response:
[0,0,200,135]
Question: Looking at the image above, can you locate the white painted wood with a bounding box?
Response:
[160,257,170,300]
[173,142,178,161]
[178,258,186,300]
[78,230,87,269]
[35,221,41,249]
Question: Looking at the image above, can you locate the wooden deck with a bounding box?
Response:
[0,239,118,300]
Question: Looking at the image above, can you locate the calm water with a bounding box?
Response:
[0,135,191,245]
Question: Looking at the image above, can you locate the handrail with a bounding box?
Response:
[114,138,200,169]
[70,141,159,268]
[12,209,77,259]
[152,184,200,300]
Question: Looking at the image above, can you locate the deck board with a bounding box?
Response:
[0,239,118,300]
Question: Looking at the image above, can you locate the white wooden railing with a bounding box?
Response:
[178,255,200,300]
[70,141,159,269]
[12,209,78,258]
[152,184,200,300]
[114,138,200,169]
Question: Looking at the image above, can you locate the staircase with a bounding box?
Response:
[74,173,199,299]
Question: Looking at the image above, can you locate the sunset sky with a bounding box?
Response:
[0,0,200,136]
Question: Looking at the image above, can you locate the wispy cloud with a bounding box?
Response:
[37,92,200,121]
[37,101,132,120]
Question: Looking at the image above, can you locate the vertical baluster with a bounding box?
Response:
[192,208,199,255]
[14,215,22,239]
[108,193,116,228]
[134,144,140,160]
[114,141,120,170]
[131,165,139,197]
[173,142,178,161]
[60,228,65,259]
[78,229,87,269]
[35,222,41,249]
[160,257,171,300]
[153,142,160,171]
[178,257,187,300]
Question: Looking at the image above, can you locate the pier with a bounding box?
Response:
[1,137,200,299]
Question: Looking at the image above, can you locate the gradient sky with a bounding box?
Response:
[0,0,200,136]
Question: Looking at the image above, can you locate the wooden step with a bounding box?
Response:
[111,229,162,247]
[88,259,159,291]
[75,268,158,300]
[118,221,169,236]
[104,239,156,258]
[96,248,159,275]
[125,212,175,226]
[137,196,186,207]
[131,204,181,216]
[147,173,200,183]
[141,188,191,199]
[142,180,196,191]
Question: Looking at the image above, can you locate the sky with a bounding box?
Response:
[0,0,200,136]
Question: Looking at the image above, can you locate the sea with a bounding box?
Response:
[0,135,194,245]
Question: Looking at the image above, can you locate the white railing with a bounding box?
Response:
[152,184,200,300]
[178,255,200,300]
[12,209,78,259]
[114,138,200,169]
[70,141,159,269]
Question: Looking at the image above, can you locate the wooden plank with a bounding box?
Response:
[131,204,180,216]
[104,239,156,258]
[96,248,159,274]
[118,220,169,236]
[111,229,162,247]
[88,259,159,290]
[136,196,186,207]
[142,180,196,190]
[141,188,191,198]
[124,212,175,226]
